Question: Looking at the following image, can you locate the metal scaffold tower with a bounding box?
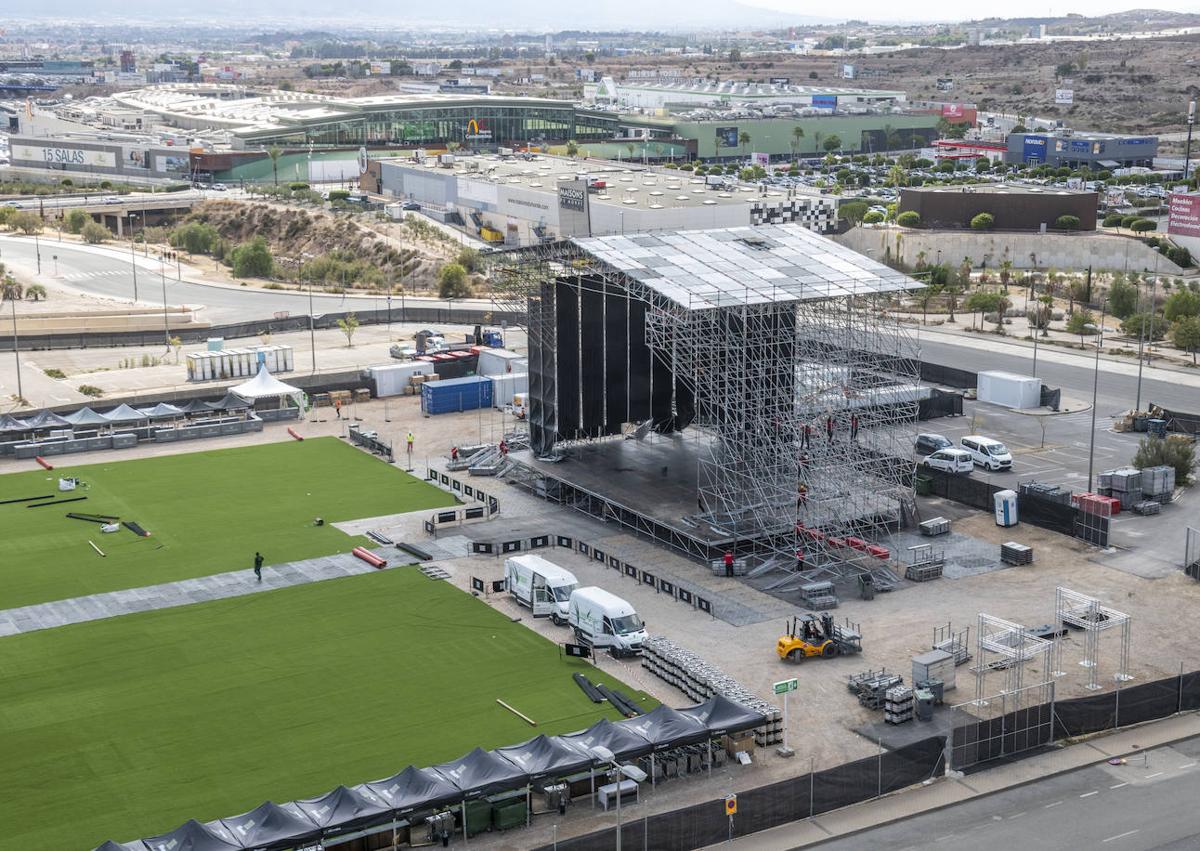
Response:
[974,614,1054,706]
[490,225,923,570]
[1053,586,1133,690]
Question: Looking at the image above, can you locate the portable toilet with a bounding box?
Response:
[994,489,1018,527]
[207,337,224,352]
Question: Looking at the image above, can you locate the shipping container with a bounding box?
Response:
[977,370,1040,409]
[478,348,526,377]
[490,372,529,407]
[421,375,493,415]
[370,362,435,397]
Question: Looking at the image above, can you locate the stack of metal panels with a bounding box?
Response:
[1110,467,1143,510]
[850,670,904,709]
[1133,500,1162,515]
[884,685,914,724]
[905,561,944,582]
[1019,481,1073,505]
[1000,542,1034,565]
[919,517,951,537]
[1140,465,1175,503]
[799,581,839,610]
[640,636,783,747]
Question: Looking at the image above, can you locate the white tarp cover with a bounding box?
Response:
[229,366,304,408]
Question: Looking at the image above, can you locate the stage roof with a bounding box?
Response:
[571,224,920,310]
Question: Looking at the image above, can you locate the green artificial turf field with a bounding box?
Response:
[0,568,654,850]
[0,437,455,609]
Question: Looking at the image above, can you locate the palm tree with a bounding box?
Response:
[914,250,928,271]
[267,145,282,186]
[791,125,805,160]
[25,283,47,301]
[812,131,823,154]
[1,275,22,301]
[999,259,1013,293]
[738,131,751,160]
[882,123,902,151]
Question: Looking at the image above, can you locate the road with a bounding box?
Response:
[4,234,1200,412]
[0,234,493,323]
[816,736,1200,850]
[5,187,227,211]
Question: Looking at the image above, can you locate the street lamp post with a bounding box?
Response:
[160,252,170,348]
[7,292,21,402]
[1085,310,1106,493]
[589,746,646,851]
[130,239,139,302]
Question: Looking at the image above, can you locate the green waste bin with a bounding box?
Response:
[915,474,933,496]
[464,799,492,836]
[492,800,527,831]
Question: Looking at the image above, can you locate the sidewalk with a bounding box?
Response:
[716,711,1200,849]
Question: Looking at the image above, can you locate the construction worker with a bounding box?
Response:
[253,552,264,582]
[723,551,734,577]
[850,413,860,442]
[450,446,459,462]
[334,400,342,420]
[801,422,811,449]
[797,483,808,510]
[499,438,509,457]
[826,415,834,444]
[406,431,414,452]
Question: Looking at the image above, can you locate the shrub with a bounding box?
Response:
[1055,214,1081,230]
[1173,315,1200,364]
[839,200,869,226]
[288,182,309,191]
[229,236,274,278]
[896,210,921,227]
[170,221,220,255]
[64,209,90,234]
[862,210,885,224]
[1107,276,1139,319]
[43,368,66,379]
[10,211,43,234]
[1132,436,1195,486]
[1120,215,1141,228]
[1102,213,1124,227]
[970,212,994,230]
[1167,245,1193,268]
[437,262,473,299]
[77,384,104,398]
[327,189,351,202]
[1120,312,1169,340]
[1131,218,1157,233]
[80,221,110,244]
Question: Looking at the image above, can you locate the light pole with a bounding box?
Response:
[1184,99,1196,185]
[7,291,21,402]
[588,746,646,851]
[130,239,139,302]
[1085,310,1106,493]
[160,251,170,348]
[34,233,41,275]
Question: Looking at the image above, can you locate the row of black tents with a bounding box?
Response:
[95,696,765,851]
[0,394,253,435]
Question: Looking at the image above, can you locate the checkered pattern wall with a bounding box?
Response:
[750,198,837,234]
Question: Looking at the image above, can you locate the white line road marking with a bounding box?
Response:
[1179,762,1197,769]
[1080,791,1099,798]
[1102,829,1140,843]
[934,835,957,843]
[1145,772,1164,779]
[1110,783,1128,789]
[1008,811,1027,819]
[1044,801,1063,808]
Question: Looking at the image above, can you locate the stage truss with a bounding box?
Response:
[490,235,923,573]
[1053,586,1133,690]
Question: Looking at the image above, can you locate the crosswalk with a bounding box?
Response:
[61,269,128,281]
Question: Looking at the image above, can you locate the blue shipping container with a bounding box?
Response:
[421,375,494,415]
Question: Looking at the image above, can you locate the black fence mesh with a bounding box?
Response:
[920,362,978,389]
[919,389,964,420]
[919,468,1086,538]
[533,737,945,851]
[1150,401,1200,435]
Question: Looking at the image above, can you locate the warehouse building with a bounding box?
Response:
[1005,131,1157,169]
[370,153,836,243]
[898,184,1099,231]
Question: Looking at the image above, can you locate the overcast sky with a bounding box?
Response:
[747,0,1199,23]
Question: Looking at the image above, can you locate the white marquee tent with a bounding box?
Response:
[229,366,305,410]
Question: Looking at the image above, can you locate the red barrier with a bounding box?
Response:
[287,428,303,441]
[352,546,386,569]
[35,456,53,470]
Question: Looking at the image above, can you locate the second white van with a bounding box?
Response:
[960,435,1013,472]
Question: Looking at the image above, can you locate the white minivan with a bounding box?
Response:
[505,555,578,625]
[568,587,647,657]
[960,435,1013,472]
[921,448,974,475]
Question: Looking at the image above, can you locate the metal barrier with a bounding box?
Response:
[426,467,500,516]
[347,424,393,462]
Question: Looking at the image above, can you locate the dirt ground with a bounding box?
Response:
[4,396,1197,849]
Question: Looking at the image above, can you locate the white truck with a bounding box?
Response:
[568,587,647,657]
[505,555,578,625]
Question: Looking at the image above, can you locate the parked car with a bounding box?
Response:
[914,433,953,455]
[960,435,1013,471]
[401,201,421,210]
[210,183,227,191]
[921,448,974,475]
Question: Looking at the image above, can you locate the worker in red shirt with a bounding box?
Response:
[723,551,734,577]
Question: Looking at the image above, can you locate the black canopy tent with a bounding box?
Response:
[361,765,462,817]
[176,398,220,415]
[0,414,30,433]
[139,402,184,420]
[24,409,71,429]
[678,694,767,738]
[619,704,713,785]
[494,734,593,783]
[102,403,149,425]
[217,801,321,850]
[93,841,144,851]
[141,818,242,851]
[431,747,531,841]
[63,407,112,429]
[559,718,655,763]
[211,391,251,411]
[288,784,390,834]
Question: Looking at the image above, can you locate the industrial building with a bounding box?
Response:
[898,184,1099,231]
[368,153,837,243]
[1005,131,1158,169]
[584,78,908,111]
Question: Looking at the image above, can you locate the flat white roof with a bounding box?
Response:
[573,224,919,310]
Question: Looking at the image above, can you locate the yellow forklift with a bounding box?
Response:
[776,613,862,662]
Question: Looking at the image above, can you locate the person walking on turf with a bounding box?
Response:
[253,552,264,582]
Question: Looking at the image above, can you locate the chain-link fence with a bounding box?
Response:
[1186,527,1200,580]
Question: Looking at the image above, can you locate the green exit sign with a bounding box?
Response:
[773,678,798,695]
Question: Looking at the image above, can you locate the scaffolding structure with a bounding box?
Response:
[490,226,923,571]
[1053,586,1133,690]
[973,614,1054,706]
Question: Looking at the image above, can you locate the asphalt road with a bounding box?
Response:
[817,736,1200,850]
[4,234,1198,413]
[0,235,490,322]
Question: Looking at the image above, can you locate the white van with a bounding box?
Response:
[960,435,1013,472]
[505,555,578,625]
[568,587,647,657]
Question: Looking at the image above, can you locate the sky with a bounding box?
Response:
[747,0,1200,23]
